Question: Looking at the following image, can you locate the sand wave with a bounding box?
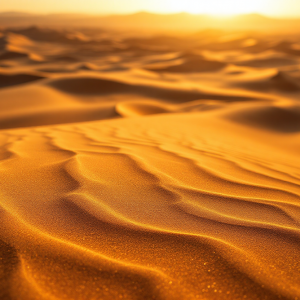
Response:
[1,111,300,299]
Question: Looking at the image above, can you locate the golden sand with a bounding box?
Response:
[0,26,300,299]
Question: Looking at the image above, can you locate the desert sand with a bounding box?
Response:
[0,23,300,300]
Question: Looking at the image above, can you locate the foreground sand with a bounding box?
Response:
[0,26,300,299]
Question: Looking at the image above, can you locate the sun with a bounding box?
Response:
[158,0,271,16]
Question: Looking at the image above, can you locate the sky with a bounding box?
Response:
[1,0,300,18]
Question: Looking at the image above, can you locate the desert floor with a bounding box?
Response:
[0,26,300,299]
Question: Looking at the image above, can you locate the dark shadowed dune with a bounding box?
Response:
[224,103,300,132]
[147,58,226,73]
[146,51,226,73]
[0,73,45,88]
[9,26,88,44]
[0,50,29,60]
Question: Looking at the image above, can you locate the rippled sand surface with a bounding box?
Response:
[0,26,300,299]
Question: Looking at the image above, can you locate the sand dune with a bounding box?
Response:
[146,55,226,73]
[237,57,299,68]
[0,73,45,88]
[270,71,300,91]
[229,69,300,92]
[0,50,29,60]
[116,100,171,116]
[224,102,300,132]
[0,25,300,300]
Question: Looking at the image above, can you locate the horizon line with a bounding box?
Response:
[1,10,300,20]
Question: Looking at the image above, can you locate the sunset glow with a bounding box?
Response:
[157,0,273,16]
[0,0,299,17]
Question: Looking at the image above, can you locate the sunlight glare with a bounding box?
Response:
[158,0,272,16]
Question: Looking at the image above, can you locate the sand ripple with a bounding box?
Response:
[0,112,299,299]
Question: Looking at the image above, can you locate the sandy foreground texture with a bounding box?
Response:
[0,26,300,300]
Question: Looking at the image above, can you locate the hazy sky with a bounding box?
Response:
[1,0,300,17]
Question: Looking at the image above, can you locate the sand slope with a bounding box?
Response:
[0,26,300,300]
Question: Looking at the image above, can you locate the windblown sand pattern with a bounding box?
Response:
[0,25,300,300]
